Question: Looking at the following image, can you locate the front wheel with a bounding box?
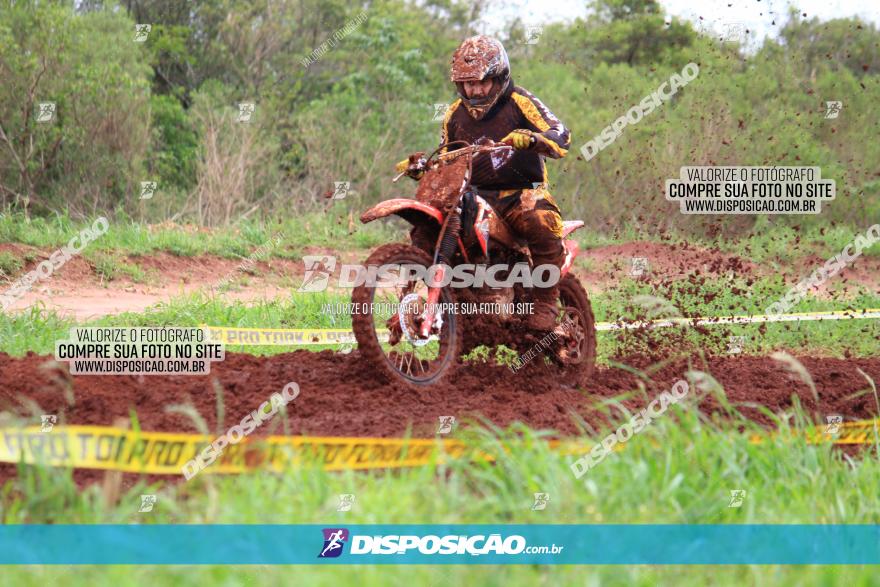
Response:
[351,243,462,389]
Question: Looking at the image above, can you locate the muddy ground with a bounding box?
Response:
[3,239,878,320]
[1,348,878,487]
[1,238,878,487]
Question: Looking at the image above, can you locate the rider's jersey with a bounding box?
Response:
[439,82,570,191]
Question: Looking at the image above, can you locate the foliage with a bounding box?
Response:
[0,0,877,233]
[0,0,151,215]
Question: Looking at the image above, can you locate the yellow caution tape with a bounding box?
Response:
[0,426,474,475]
[0,421,876,476]
[203,326,357,346]
[598,308,880,332]
[749,419,880,446]
[203,308,880,345]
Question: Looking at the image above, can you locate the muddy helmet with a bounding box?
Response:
[450,35,511,120]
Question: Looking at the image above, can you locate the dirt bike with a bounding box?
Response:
[351,139,596,389]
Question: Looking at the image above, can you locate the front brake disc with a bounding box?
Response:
[398,293,442,347]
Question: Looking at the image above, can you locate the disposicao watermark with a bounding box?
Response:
[666,166,835,214]
[629,257,649,278]
[40,415,57,432]
[728,489,747,508]
[301,11,368,68]
[765,223,880,316]
[182,382,300,480]
[140,181,158,200]
[133,24,151,43]
[432,103,450,121]
[36,102,56,123]
[570,379,690,481]
[437,416,456,434]
[523,25,543,45]
[331,181,350,200]
[824,101,842,119]
[341,533,564,557]
[139,494,157,512]
[510,318,576,373]
[213,232,283,292]
[337,494,356,512]
[298,257,560,292]
[0,217,109,311]
[237,102,255,123]
[531,493,550,510]
[580,62,699,162]
[54,327,224,376]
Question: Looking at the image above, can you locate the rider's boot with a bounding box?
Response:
[527,287,560,333]
[526,232,566,335]
[493,187,567,335]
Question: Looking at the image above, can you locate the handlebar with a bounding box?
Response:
[392,143,515,183]
[392,137,536,183]
[437,143,514,160]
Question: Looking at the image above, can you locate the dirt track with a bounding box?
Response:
[1,349,877,438]
[4,239,878,320]
[1,348,878,487]
[2,237,879,487]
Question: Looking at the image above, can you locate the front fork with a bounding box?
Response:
[419,204,463,338]
[419,270,445,338]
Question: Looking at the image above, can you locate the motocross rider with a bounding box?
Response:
[397,35,571,333]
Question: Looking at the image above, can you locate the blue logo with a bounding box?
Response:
[318,528,349,558]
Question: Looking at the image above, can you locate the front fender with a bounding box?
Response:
[360,198,444,227]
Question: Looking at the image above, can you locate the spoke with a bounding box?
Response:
[373,276,453,382]
[400,348,416,376]
[396,345,405,372]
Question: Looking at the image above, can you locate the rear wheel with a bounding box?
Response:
[351,243,462,389]
[553,274,597,385]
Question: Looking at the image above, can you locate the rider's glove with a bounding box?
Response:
[501,129,535,150]
[395,152,426,179]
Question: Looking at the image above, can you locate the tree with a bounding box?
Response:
[0,1,151,215]
[777,10,880,79]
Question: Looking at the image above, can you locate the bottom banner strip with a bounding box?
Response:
[0,421,877,476]
[2,524,880,564]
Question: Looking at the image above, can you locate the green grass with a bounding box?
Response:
[1,222,878,583]
[83,251,150,283]
[2,269,878,360]
[0,211,402,262]
[2,213,877,274]
[1,399,879,583]
[571,216,880,264]
[0,251,23,279]
[1,565,877,586]
[718,218,880,264]
[600,272,880,358]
